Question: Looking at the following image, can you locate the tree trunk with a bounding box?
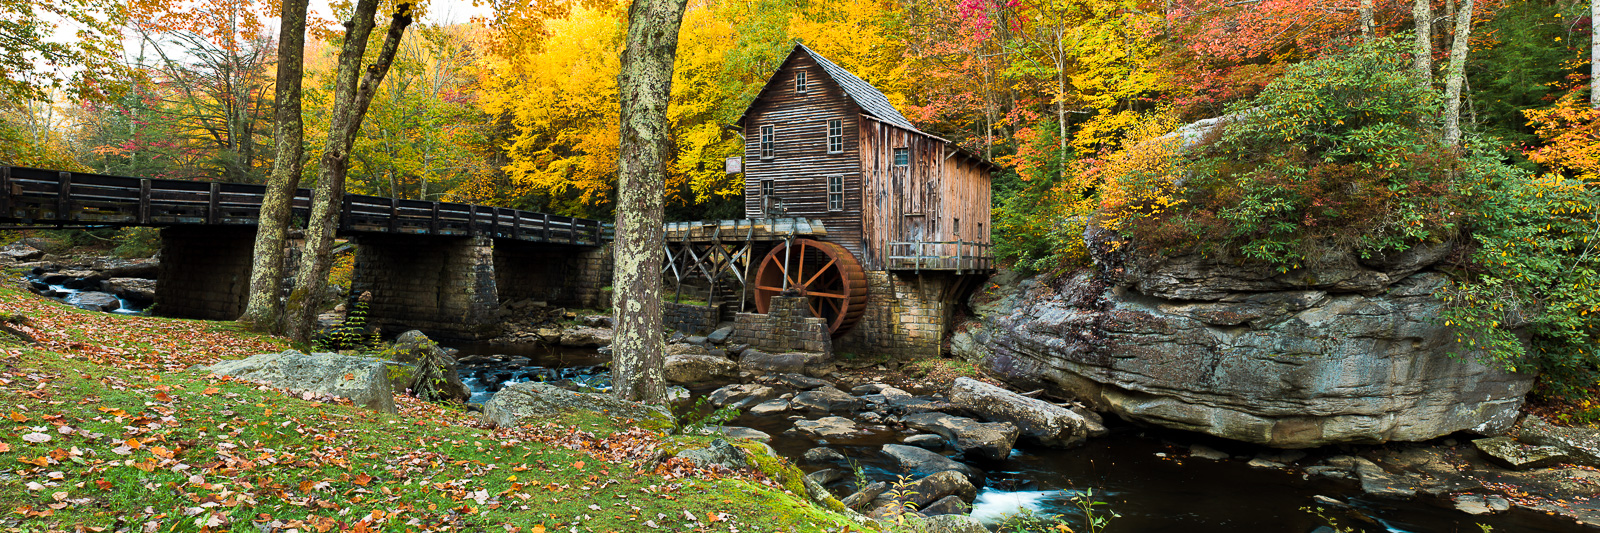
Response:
[237,0,309,331]
[1442,0,1474,146]
[282,2,414,342]
[611,0,688,405]
[1414,0,1432,88]
[1592,0,1598,108]
[1360,0,1375,41]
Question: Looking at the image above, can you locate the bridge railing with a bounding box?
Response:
[0,166,604,246]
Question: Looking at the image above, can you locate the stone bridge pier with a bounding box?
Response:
[154,226,256,320]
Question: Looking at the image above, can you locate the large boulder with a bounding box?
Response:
[880,444,982,483]
[899,411,1018,460]
[1518,416,1600,467]
[738,350,832,378]
[790,386,866,414]
[92,258,159,279]
[956,253,1534,448]
[558,327,613,347]
[202,350,399,413]
[386,330,470,403]
[708,383,779,409]
[868,470,978,513]
[482,381,670,428]
[947,378,1096,448]
[0,243,44,263]
[789,416,867,440]
[67,291,120,312]
[663,354,737,384]
[100,278,156,305]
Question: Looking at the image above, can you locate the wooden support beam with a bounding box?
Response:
[138,179,151,224]
[542,213,551,242]
[511,209,521,240]
[208,182,220,224]
[388,198,400,233]
[0,167,11,217]
[57,171,71,220]
[430,202,440,234]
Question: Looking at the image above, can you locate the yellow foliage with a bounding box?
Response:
[1091,110,1185,236]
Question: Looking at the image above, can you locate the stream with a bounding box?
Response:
[453,343,1587,532]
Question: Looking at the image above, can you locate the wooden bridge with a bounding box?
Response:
[0,166,611,340]
[0,166,606,246]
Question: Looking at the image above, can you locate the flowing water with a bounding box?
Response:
[26,275,145,315]
[451,343,1590,533]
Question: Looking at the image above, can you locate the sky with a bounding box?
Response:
[308,0,496,26]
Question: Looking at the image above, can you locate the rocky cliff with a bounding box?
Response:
[952,229,1535,448]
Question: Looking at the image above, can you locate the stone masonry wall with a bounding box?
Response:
[352,235,501,340]
[155,226,255,320]
[494,241,612,310]
[835,271,975,358]
[663,302,719,334]
[730,295,831,354]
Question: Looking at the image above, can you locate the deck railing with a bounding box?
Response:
[885,240,994,273]
[0,166,605,246]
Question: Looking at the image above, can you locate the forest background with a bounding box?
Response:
[7,0,1600,400]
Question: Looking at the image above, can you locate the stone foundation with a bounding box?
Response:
[352,235,500,340]
[835,271,983,358]
[663,302,719,334]
[730,296,831,354]
[154,226,255,320]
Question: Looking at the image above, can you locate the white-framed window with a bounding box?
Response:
[761,180,775,197]
[893,147,910,166]
[827,119,843,153]
[827,175,844,211]
[795,71,808,94]
[760,124,775,159]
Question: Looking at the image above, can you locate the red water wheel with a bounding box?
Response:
[753,238,869,337]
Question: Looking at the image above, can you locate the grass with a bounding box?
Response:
[0,280,874,532]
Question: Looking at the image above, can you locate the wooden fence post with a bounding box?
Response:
[138,179,151,224]
[207,182,221,224]
[57,171,71,220]
[389,197,400,233]
[430,202,440,234]
[0,167,11,217]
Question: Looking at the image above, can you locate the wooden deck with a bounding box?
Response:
[885,240,994,273]
[0,166,606,246]
[662,218,827,243]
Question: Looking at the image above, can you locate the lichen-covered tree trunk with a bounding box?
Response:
[282,2,414,342]
[237,0,309,331]
[1359,0,1374,41]
[1413,0,1432,89]
[1442,0,1475,146]
[1592,0,1598,108]
[611,0,688,405]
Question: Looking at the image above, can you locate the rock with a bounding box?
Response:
[1256,449,1308,464]
[947,378,1092,448]
[1189,444,1229,461]
[1325,456,1416,499]
[739,350,832,378]
[665,343,710,356]
[852,384,888,395]
[903,434,945,450]
[387,330,470,403]
[0,243,44,262]
[675,439,748,470]
[919,495,972,516]
[773,373,834,390]
[841,482,888,511]
[1311,495,1345,507]
[100,278,156,305]
[791,387,866,413]
[1453,493,1512,515]
[806,468,844,485]
[558,327,613,347]
[47,269,102,289]
[896,514,987,533]
[958,266,1535,448]
[900,412,1018,461]
[580,315,612,328]
[874,470,979,509]
[92,258,158,279]
[708,383,779,410]
[1473,436,1570,470]
[803,447,846,464]
[708,326,734,344]
[880,444,981,482]
[1247,458,1285,469]
[1518,416,1600,467]
[790,417,865,440]
[686,335,709,346]
[202,350,399,413]
[67,291,120,312]
[663,354,737,384]
[749,399,790,415]
[697,426,771,442]
[481,381,670,428]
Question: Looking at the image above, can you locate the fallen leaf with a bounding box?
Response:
[153,392,172,402]
[22,433,51,443]
[573,460,585,470]
[353,473,372,486]
[9,412,28,423]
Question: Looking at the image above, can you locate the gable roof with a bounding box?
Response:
[738,44,920,133]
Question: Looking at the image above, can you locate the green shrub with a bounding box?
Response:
[993,118,1094,275]
[112,227,160,258]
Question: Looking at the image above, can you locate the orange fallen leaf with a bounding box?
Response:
[124,438,142,449]
[0,442,10,453]
[530,526,546,533]
[353,473,373,486]
[8,412,27,423]
[202,387,219,395]
[573,460,585,470]
[149,446,174,459]
[153,392,172,403]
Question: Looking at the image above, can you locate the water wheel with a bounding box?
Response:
[753,238,869,337]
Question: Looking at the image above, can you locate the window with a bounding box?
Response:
[795,71,808,94]
[827,175,844,211]
[827,119,843,153]
[893,147,910,166]
[761,180,775,197]
[953,218,960,237]
[760,124,775,159]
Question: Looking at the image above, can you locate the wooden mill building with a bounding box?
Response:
[663,44,996,358]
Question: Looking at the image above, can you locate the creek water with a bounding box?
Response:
[26,275,145,315]
[449,343,1589,533]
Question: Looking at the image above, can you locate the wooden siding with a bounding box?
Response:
[742,54,866,261]
[857,116,992,271]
